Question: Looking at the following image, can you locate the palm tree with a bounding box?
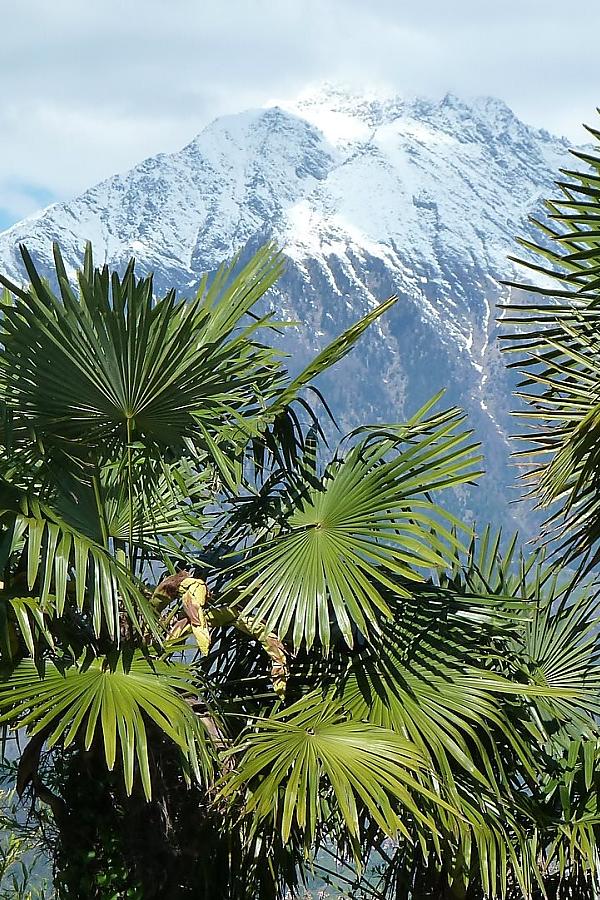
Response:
[0,241,598,899]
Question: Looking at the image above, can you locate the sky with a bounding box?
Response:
[1,0,599,229]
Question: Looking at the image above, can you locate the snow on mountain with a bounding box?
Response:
[0,84,575,531]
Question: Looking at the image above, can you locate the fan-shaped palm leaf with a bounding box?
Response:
[226,400,481,651]
[0,652,212,798]
[221,694,451,852]
[515,589,600,727]
[0,244,398,493]
[0,243,285,455]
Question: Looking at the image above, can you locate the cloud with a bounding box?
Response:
[0,0,598,225]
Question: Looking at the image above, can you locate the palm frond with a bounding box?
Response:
[0,243,286,466]
[221,694,448,852]
[515,588,600,727]
[500,112,600,567]
[0,493,156,639]
[0,595,53,660]
[0,652,213,799]
[226,399,481,651]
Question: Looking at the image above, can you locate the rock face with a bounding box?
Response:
[0,84,574,532]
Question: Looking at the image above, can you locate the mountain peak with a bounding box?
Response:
[268,82,408,143]
[0,86,577,532]
[0,83,570,282]
[264,82,559,154]
[286,81,400,113]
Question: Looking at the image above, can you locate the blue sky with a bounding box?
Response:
[0,185,55,231]
[1,0,599,230]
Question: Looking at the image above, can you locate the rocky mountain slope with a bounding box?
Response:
[0,84,574,531]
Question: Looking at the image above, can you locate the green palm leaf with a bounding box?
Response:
[0,652,212,798]
[500,112,600,566]
[0,595,53,660]
[0,243,287,468]
[515,589,600,726]
[227,399,481,650]
[0,494,156,639]
[221,694,448,849]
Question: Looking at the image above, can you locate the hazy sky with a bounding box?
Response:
[1,0,598,229]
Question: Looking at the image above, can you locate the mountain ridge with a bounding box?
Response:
[0,85,576,531]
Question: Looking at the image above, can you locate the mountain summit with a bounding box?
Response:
[0,85,574,528]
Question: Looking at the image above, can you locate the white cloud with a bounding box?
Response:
[0,0,597,220]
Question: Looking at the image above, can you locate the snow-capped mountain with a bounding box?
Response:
[0,84,575,531]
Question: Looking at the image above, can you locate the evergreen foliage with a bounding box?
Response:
[1,111,600,897]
